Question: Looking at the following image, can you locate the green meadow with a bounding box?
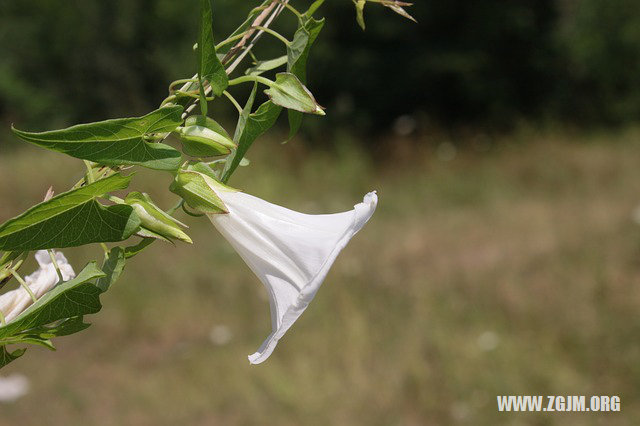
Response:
[1,128,639,425]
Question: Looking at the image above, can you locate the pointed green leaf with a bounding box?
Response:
[0,262,104,340]
[0,174,140,251]
[96,247,126,292]
[12,106,184,171]
[287,17,325,140]
[124,238,155,259]
[199,0,228,104]
[264,73,324,115]
[355,0,366,30]
[222,97,282,182]
[246,56,288,76]
[0,346,26,368]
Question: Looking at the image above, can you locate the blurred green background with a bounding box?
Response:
[1,0,640,425]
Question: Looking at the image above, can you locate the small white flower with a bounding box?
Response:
[0,250,75,323]
[0,373,29,403]
[208,189,377,364]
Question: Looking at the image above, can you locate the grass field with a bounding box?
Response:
[1,128,640,425]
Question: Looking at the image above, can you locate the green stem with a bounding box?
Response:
[83,161,95,184]
[47,250,64,283]
[0,309,5,326]
[215,31,248,50]
[11,270,37,304]
[169,78,199,93]
[223,90,243,114]
[228,75,273,87]
[282,2,302,18]
[107,195,125,204]
[252,25,290,46]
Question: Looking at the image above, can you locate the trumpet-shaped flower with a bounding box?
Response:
[207,187,377,364]
[0,250,75,323]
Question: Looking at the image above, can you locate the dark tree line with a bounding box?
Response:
[1,0,639,138]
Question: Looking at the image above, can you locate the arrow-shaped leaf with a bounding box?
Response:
[12,106,184,171]
[0,174,140,251]
[199,0,228,111]
[222,85,282,182]
[287,16,325,139]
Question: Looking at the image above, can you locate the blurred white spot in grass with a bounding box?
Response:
[476,331,499,352]
[393,115,417,136]
[450,401,471,421]
[209,325,233,346]
[631,205,640,224]
[436,142,457,162]
[0,374,29,403]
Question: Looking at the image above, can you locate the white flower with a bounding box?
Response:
[0,250,75,323]
[208,189,377,364]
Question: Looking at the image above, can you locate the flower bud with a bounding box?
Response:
[124,192,192,244]
[169,170,237,215]
[179,116,236,157]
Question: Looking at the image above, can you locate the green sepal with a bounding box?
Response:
[124,192,192,244]
[179,116,236,157]
[170,169,237,214]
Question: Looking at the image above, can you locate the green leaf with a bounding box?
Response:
[246,56,288,76]
[124,238,155,259]
[355,0,366,30]
[12,106,184,171]
[264,73,324,115]
[0,346,26,368]
[287,17,325,139]
[34,316,91,338]
[96,247,126,292]
[306,0,326,17]
[0,262,104,340]
[199,0,228,108]
[0,174,140,251]
[222,86,282,182]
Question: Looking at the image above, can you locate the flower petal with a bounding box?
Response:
[208,191,377,364]
[0,250,75,323]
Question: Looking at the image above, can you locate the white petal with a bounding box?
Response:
[0,250,75,323]
[208,190,377,364]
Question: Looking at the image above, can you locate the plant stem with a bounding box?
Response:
[228,75,273,87]
[11,270,36,304]
[47,250,64,283]
[252,25,290,46]
[223,90,243,114]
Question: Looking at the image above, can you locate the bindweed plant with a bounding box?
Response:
[0,0,413,368]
